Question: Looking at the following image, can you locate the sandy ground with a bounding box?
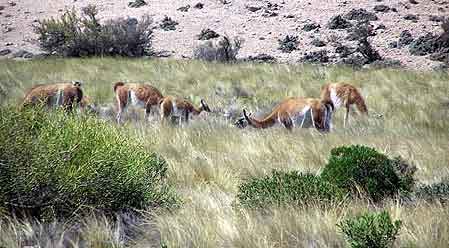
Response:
[0,0,448,70]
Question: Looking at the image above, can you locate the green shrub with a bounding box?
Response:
[237,171,346,208]
[338,211,402,248]
[0,107,176,218]
[35,5,153,57]
[321,145,415,202]
[415,178,449,203]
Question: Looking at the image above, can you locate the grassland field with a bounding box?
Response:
[0,58,449,247]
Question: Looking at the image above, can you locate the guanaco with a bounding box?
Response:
[159,96,211,124]
[22,81,84,112]
[320,82,368,127]
[236,97,333,132]
[113,82,164,123]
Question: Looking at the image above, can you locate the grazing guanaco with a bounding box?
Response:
[22,81,84,111]
[159,96,211,124]
[113,82,164,123]
[236,97,333,132]
[320,82,368,127]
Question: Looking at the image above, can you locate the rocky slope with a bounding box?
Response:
[0,0,448,70]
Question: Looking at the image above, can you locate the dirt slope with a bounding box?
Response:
[0,0,447,69]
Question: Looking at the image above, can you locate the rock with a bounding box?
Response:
[193,3,204,9]
[262,9,278,17]
[345,8,378,21]
[246,53,276,63]
[409,33,439,56]
[429,15,446,22]
[246,5,262,12]
[374,5,390,13]
[198,28,220,40]
[0,6,5,11]
[398,30,414,47]
[311,38,326,47]
[177,5,190,12]
[128,0,146,8]
[328,15,352,29]
[12,49,33,58]
[404,14,419,22]
[389,41,398,48]
[5,42,13,46]
[284,14,295,18]
[8,1,16,7]
[409,0,418,4]
[302,22,320,32]
[376,24,386,30]
[301,50,329,63]
[0,49,11,56]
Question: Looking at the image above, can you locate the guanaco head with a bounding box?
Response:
[113,82,125,92]
[234,109,251,128]
[72,80,83,88]
[200,99,211,112]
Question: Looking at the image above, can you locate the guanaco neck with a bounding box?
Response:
[245,111,277,129]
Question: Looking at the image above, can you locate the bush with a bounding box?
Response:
[0,107,176,219]
[237,171,346,208]
[197,28,220,40]
[321,145,415,202]
[338,211,402,248]
[159,16,178,31]
[415,178,449,203]
[193,35,243,62]
[35,5,153,57]
[278,35,299,53]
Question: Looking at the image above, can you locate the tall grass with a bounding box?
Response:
[0,58,448,247]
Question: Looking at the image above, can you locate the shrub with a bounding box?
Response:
[415,178,449,203]
[193,35,243,62]
[159,16,178,31]
[128,0,147,8]
[338,211,402,248]
[197,28,220,40]
[0,107,176,219]
[278,35,299,53]
[237,171,346,208]
[35,5,153,57]
[321,145,415,202]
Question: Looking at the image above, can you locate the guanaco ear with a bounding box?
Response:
[72,80,83,87]
[242,109,251,121]
[200,99,211,112]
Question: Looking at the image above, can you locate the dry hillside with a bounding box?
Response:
[0,0,448,69]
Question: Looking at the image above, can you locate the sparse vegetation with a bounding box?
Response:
[35,5,153,57]
[193,35,243,62]
[159,16,178,31]
[338,211,402,248]
[416,178,449,203]
[278,35,299,53]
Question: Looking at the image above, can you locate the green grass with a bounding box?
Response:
[0,58,449,247]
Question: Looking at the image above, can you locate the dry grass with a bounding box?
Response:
[0,58,448,247]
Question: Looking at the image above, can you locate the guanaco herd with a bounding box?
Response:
[21,80,369,132]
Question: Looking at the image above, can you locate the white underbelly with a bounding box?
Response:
[171,100,184,117]
[129,90,146,108]
[285,106,314,128]
[330,88,342,109]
